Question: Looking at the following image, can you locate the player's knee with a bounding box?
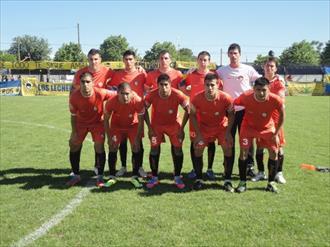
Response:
[173,147,183,156]
[94,142,105,153]
[268,149,277,160]
[239,148,248,160]
[150,146,160,156]
[70,143,82,152]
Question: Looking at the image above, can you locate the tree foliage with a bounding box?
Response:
[54,42,87,62]
[8,35,51,61]
[279,40,320,66]
[320,40,330,65]
[99,35,133,61]
[253,54,269,66]
[177,48,195,61]
[0,51,17,62]
[143,41,177,63]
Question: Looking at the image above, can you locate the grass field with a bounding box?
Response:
[0,96,329,247]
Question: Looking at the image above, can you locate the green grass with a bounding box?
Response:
[0,96,329,246]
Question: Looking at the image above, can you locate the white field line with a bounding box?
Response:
[1,120,93,143]
[12,182,94,247]
[1,120,94,247]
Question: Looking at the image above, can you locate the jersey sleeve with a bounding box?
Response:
[178,91,189,108]
[233,94,245,107]
[104,98,114,115]
[135,97,145,116]
[69,96,78,115]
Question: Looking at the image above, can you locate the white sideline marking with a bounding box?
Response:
[1,120,95,246]
[1,120,92,143]
[12,183,94,247]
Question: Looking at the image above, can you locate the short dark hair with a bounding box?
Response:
[228,43,241,54]
[87,49,101,56]
[117,82,131,92]
[80,72,93,80]
[204,73,218,83]
[254,77,269,87]
[265,56,279,67]
[157,73,171,84]
[123,50,136,58]
[197,51,211,59]
[159,50,171,59]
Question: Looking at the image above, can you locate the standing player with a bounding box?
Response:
[216,43,261,178]
[190,73,234,190]
[233,77,285,193]
[103,83,145,188]
[146,50,183,90]
[107,50,147,178]
[252,56,287,184]
[185,51,222,180]
[71,48,114,175]
[72,48,114,91]
[67,72,115,187]
[144,73,189,189]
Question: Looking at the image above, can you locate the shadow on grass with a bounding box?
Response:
[0,167,96,190]
[0,167,242,193]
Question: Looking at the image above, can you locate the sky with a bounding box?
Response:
[1,0,329,65]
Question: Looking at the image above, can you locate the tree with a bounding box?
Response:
[254,54,269,66]
[99,35,132,61]
[320,40,330,65]
[54,42,87,62]
[143,41,177,63]
[8,35,51,61]
[279,40,320,66]
[0,51,17,62]
[177,48,195,61]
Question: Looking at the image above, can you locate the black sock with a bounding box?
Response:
[278,154,284,172]
[256,152,265,172]
[140,141,144,168]
[119,139,127,168]
[69,146,82,175]
[207,142,215,170]
[238,159,247,181]
[95,152,106,176]
[195,156,203,179]
[171,145,183,176]
[224,155,234,180]
[190,142,196,171]
[108,151,117,176]
[149,152,160,177]
[132,152,140,176]
[268,159,278,182]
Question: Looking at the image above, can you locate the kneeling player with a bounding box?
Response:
[103,82,145,188]
[144,73,189,189]
[67,72,115,187]
[190,73,234,190]
[234,77,284,193]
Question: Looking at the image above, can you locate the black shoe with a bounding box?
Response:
[193,180,204,190]
[246,167,256,178]
[235,181,247,193]
[224,181,234,193]
[265,181,278,193]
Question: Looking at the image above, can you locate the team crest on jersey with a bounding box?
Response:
[262,112,267,117]
[93,106,98,111]
[214,112,219,116]
[128,114,133,118]
[97,82,103,87]
[134,81,139,86]
[168,109,173,114]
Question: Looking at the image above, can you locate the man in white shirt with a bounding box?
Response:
[216,43,261,187]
